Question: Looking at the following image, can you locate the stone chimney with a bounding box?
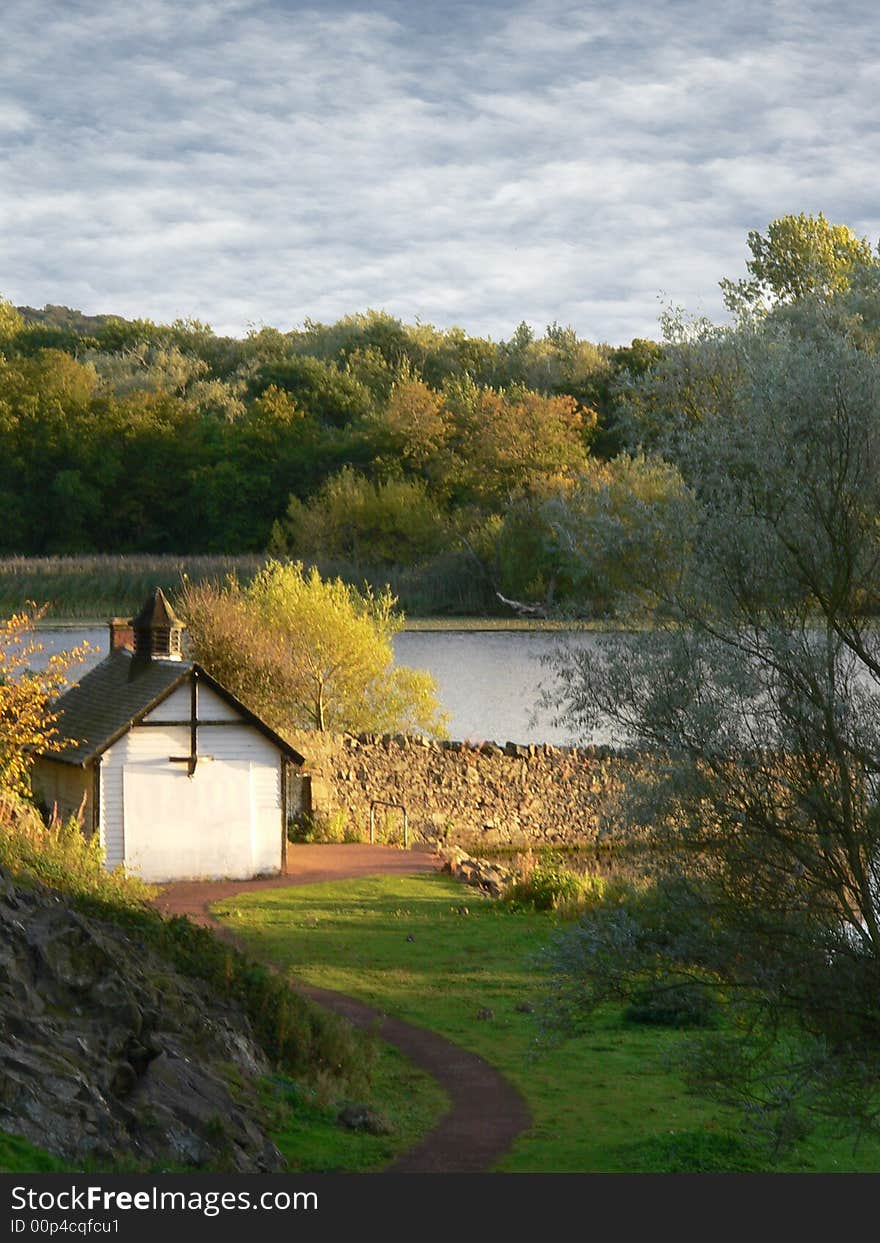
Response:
[108,618,135,652]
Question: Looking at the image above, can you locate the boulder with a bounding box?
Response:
[337,1104,394,1135]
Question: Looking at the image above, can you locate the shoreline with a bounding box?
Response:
[35,615,638,633]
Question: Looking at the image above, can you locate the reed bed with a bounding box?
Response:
[0,551,502,620]
[0,555,264,619]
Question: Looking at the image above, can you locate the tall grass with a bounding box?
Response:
[0,555,265,619]
[0,788,156,905]
[0,552,498,620]
[503,849,608,913]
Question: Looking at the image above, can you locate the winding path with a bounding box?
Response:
[153,844,531,1173]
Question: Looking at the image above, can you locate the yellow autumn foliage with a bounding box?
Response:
[0,605,90,796]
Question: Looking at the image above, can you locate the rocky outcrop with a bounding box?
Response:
[0,866,284,1171]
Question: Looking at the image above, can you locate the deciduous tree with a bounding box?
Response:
[722,212,878,311]
[180,561,447,736]
[272,469,446,568]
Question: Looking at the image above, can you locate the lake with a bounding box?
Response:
[32,625,612,745]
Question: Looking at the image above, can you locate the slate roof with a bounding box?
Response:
[40,649,304,767]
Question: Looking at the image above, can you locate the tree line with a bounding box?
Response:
[5,213,878,624]
[0,291,661,613]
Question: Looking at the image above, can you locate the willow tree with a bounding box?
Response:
[180,560,447,737]
[544,299,880,1149]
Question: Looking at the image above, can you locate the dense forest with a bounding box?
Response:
[3,213,879,617]
[0,290,663,613]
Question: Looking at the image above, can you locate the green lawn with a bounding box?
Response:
[212,871,880,1174]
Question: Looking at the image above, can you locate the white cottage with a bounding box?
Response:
[33,588,304,883]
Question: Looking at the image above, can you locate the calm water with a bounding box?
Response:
[394,630,604,745]
[33,625,611,745]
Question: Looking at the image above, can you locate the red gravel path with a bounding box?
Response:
[151,843,440,920]
[153,844,531,1173]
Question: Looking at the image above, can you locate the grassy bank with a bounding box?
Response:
[214,870,880,1174]
[0,1046,446,1177]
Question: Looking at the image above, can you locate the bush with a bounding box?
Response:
[275,470,447,568]
[506,856,606,912]
[288,809,364,844]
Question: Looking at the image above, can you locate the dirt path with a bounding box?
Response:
[154,844,531,1173]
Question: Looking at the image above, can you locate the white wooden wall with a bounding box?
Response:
[99,682,283,880]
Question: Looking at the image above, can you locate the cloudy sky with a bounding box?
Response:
[1,0,877,344]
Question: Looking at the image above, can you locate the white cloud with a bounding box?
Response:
[0,0,878,342]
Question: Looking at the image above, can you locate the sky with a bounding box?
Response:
[1,0,878,345]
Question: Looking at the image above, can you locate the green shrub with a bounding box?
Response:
[276,470,447,568]
[289,809,363,844]
[506,857,606,912]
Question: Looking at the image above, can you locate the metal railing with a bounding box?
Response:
[369,799,409,848]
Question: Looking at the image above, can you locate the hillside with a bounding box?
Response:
[15,304,119,335]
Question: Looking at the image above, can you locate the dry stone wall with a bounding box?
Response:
[290,731,642,848]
